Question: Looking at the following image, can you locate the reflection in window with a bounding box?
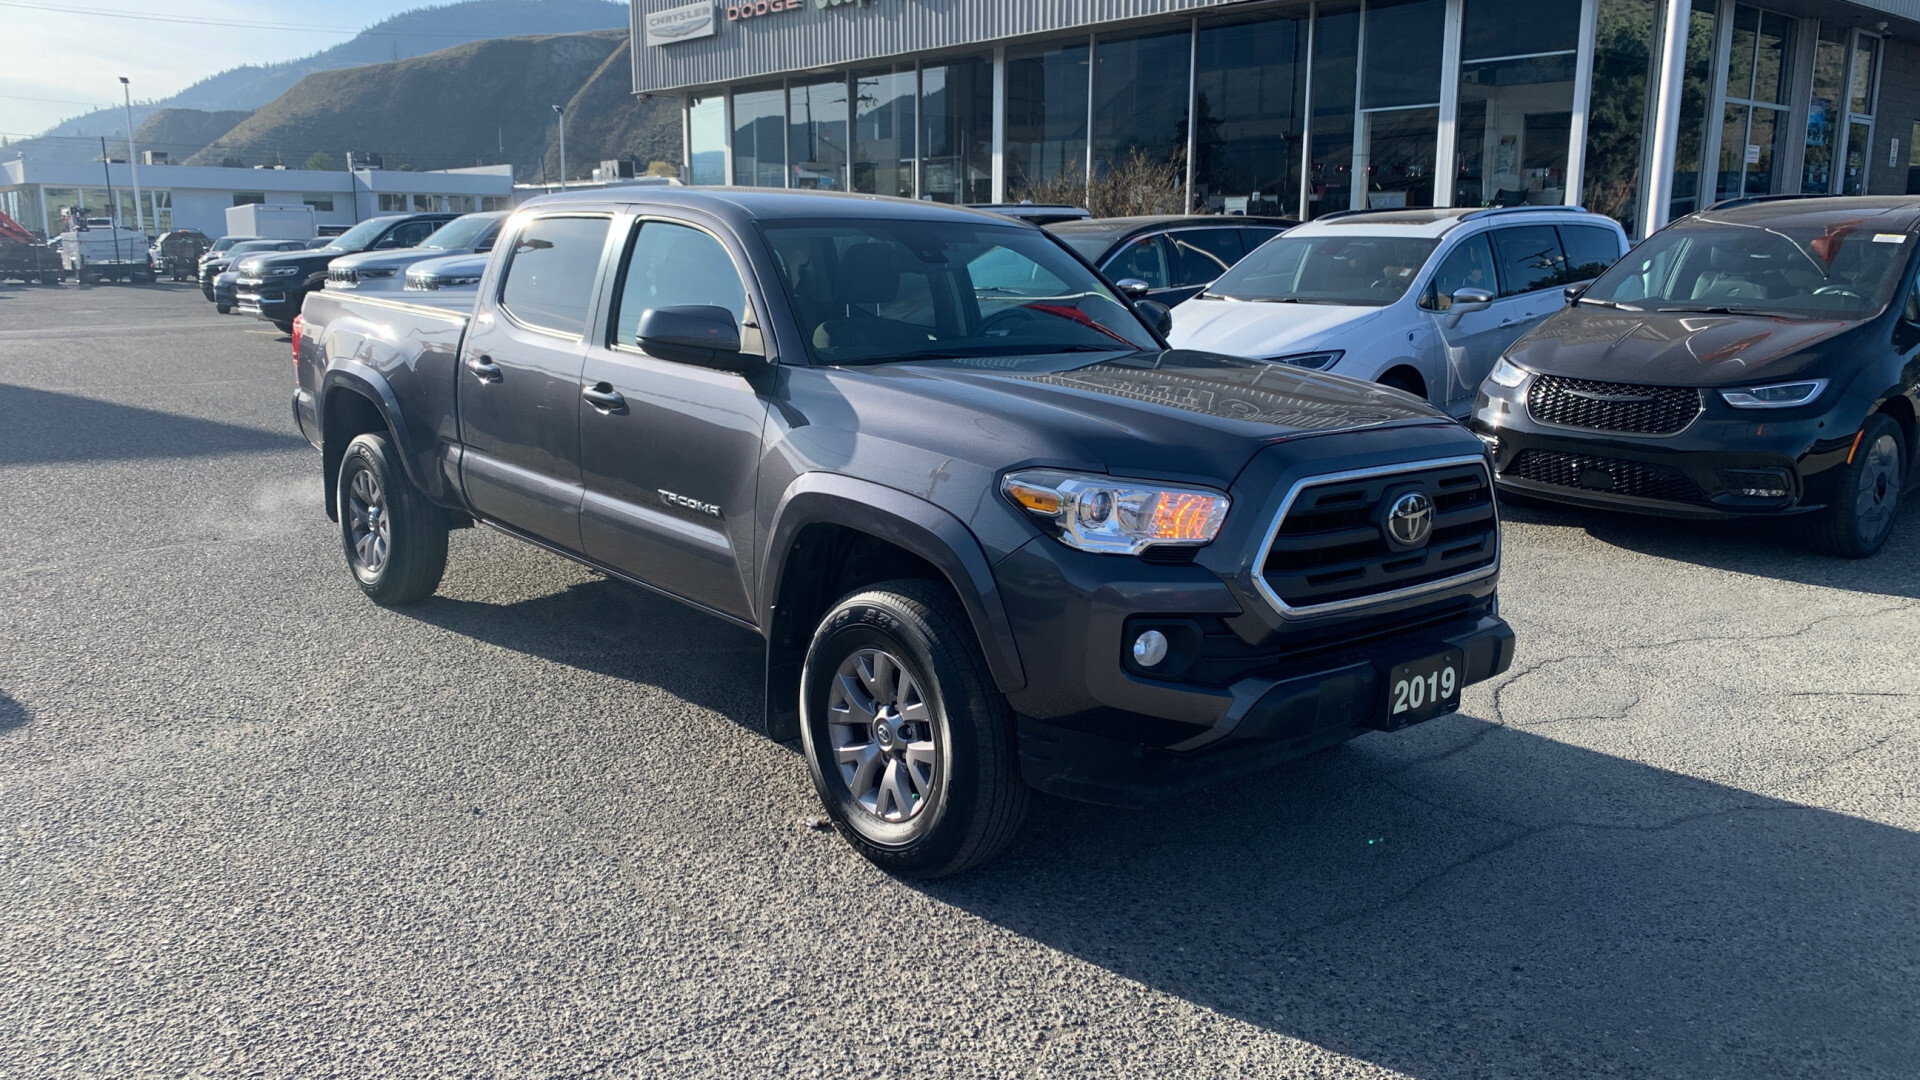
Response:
[688,94,726,186]
[1194,11,1308,217]
[789,80,848,190]
[1716,4,1795,202]
[1091,28,1190,189]
[1359,0,1444,209]
[853,68,916,198]
[1006,40,1091,197]
[1454,0,1577,209]
[1308,3,1360,218]
[733,86,786,188]
[921,57,993,204]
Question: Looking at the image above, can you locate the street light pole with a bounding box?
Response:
[552,104,566,192]
[118,76,144,235]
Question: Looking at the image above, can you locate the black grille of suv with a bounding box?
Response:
[1527,375,1701,435]
[1504,449,1706,504]
[1260,460,1497,611]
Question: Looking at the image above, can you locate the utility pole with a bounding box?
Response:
[552,104,566,192]
[99,136,121,271]
[119,76,143,235]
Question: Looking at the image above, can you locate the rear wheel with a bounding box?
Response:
[1807,414,1905,558]
[800,580,1028,879]
[337,432,447,604]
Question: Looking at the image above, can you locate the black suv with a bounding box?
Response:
[1047,215,1297,306]
[294,189,1514,876]
[237,213,454,331]
[1475,195,1920,557]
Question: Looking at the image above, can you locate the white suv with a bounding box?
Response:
[1167,206,1630,417]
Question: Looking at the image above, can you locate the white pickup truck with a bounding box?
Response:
[56,215,154,283]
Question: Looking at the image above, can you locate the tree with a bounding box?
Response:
[303,151,336,172]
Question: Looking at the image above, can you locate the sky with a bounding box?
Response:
[0,1,435,139]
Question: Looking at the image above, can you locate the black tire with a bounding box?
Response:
[1807,413,1905,558]
[273,320,295,335]
[337,432,448,604]
[800,579,1028,879]
[201,287,215,302]
[216,302,231,315]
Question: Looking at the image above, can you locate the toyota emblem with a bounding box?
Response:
[1385,491,1434,548]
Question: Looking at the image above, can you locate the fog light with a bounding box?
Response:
[1722,468,1790,499]
[1132,630,1169,668]
[1476,432,1500,455]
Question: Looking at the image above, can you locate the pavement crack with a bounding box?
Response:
[540,995,789,1080]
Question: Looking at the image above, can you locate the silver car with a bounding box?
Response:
[323,211,506,293]
[1168,205,1629,417]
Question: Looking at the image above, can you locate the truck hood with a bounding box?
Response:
[1508,305,1856,387]
[243,249,353,276]
[328,248,439,275]
[840,348,1448,482]
[1167,298,1386,358]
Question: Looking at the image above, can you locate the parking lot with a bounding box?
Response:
[2,280,1916,1078]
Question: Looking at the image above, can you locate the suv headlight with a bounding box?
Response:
[1267,350,1342,371]
[357,267,397,279]
[1486,357,1531,388]
[262,265,301,277]
[1002,470,1230,554]
[1719,380,1826,409]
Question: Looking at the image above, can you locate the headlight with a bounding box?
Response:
[263,266,301,277]
[1267,350,1342,371]
[1002,470,1230,554]
[1719,379,1827,409]
[357,267,397,279]
[1486,357,1531,388]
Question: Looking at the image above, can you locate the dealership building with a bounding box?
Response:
[631,0,1920,237]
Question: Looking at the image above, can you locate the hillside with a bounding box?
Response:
[132,110,257,164]
[25,0,627,150]
[182,30,680,181]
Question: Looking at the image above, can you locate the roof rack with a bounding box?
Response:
[1703,193,1834,212]
[1459,203,1593,221]
[1311,206,1463,223]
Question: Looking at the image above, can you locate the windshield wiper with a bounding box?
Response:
[1575,297,1640,311]
[1651,304,1806,319]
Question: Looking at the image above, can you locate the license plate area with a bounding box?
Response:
[1371,648,1466,731]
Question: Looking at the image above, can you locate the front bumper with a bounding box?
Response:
[235,279,298,320]
[995,538,1513,807]
[1471,382,1861,519]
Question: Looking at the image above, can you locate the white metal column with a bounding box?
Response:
[1434,0,1464,207]
[682,95,694,184]
[1645,0,1693,236]
[1085,33,1099,203]
[1300,2,1318,220]
[991,46,1008,202]
[1184,20,1199,211]
[1566,0,1600,206]
[1350,0,1369,211]
[723,92,736,187]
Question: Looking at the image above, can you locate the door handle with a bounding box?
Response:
[582,383,626,412]
[466,355,502,382]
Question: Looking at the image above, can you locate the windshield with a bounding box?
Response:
[210,237,242,253]
[760,219,1159,365]
[1206,234,1439,305]
[229,240,285,255]
[1584,218,1912,319]
[421,213,502,251]
[325,217,396,253]
[1051,231,1118,261]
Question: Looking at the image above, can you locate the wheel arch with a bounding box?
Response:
[1873,389,1916,469]
[759,474,1028,742]
[318,365,422,523]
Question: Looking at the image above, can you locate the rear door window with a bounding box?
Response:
[1490,225,1566,296]
[1558,224,1624,283]
[497,215,612,337]
[1104,234,1172,289]
[1168,228,1245,287]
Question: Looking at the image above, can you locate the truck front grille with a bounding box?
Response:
[1527,375,1701,435]
[1257,457,1498,616]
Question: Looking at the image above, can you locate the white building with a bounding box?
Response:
[0,159,516,239]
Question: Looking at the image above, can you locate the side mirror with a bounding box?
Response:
[1452,287,1495,309]
[1564,282,1590,304]
[1135,299,1174,339]
[1115,278,1152,299]
[638,305,751,371]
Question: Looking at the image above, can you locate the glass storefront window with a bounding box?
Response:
[733,85,786,188]
[1851,35,1879,116]
[1584,0,1655,233]
[853,68,915,198]
[1193,11,1308,217]
[1006,40,1091,197]
[688,94,727,186]
[1715,4,1795,203]
[789,79,849,190]
[1844,120,1872,196]
[1359,0,1445,209]
[1308,3,1360,218]
[921,56,993,204]
[1668,0,1719,219]
[1804,26,1849,195]
[1091,28,1190,187]
[1454,0,1579,209]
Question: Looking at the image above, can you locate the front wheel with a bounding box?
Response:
[337,432,448,604]
[1807,413,1905,558]
[800,580,1028,879]
[215,302,231,314]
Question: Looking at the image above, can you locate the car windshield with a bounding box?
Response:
[420,213,501,251]
[210,237,244,253]
[1206,233,1439,306]
[1583,218,1912,319]
[230,240,284,254]
[1051,231,1119,261]
[325,218,397,253]
[760,219,1159,366]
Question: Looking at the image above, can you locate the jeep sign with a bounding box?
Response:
[644,2,716,46]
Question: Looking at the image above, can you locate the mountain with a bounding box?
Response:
[182,30,681,182]
[22,0,628,152]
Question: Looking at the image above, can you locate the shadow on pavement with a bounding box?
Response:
[923,722,1919,1077]
[397,576,771,741]
[1501,496,1920,599]
[0,383,306,467]
[0,691,26,733]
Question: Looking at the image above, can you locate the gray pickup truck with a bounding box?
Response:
[292,188,1514,877]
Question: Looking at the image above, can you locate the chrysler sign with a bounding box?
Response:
[644,2,716,46]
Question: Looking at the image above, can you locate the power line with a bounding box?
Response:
[0,0,517,37]
[0,93,115,108]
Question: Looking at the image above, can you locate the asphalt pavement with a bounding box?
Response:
[2,280,1916,1079]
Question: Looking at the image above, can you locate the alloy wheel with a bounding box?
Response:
[346,467,391,575]
[827,647,938,823]
[1855,432,1901,546]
